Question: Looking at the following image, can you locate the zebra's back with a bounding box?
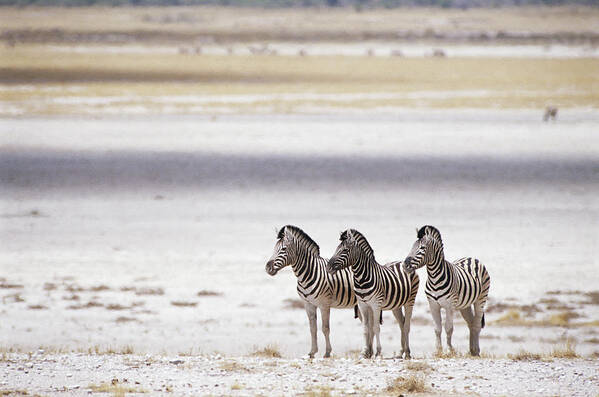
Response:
[361,261,419,311]
[449,257,490,309]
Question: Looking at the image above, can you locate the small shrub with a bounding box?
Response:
[197,290,223,297]
[550,340,579,358]
[170,301,197,307]
[386,374,428,394]
[404,360,431,371]
[508,349,542,361]
[251,344,282,358]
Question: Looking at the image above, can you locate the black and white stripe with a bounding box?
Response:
[265,225,357,358]
[404,225,490,356]
[327,229,419,359]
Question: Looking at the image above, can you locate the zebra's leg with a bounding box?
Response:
[305,302,318,358]
[402,305,414,359]
[428,299,443,353]
[359,302,373,358]
[372,307,382,357]
[320,305,332,358]
[391,307,406,358]
[460,306,477,356]
[444,305,455,352]
[470,302,484,356]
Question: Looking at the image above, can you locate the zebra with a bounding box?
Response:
[403,225,491,356]
[327,229,419,359]
[265,225,358,358]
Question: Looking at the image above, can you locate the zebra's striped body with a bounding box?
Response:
[265,225,357,358]
[327,229,419,359]
[404,225,491,356]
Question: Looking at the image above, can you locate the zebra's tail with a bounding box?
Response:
[379,311,383,325]
[354,305,360,320]
[481,312,485,329]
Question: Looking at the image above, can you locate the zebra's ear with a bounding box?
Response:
[415,227,419,237]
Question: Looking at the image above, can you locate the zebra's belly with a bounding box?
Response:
[426,289,475,310]
[357,290,407,311]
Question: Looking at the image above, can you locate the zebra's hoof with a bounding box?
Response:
[404,352,411,360]
[323,352,331,358]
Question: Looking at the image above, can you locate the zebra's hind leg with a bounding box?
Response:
[402,305,414,359]
[428,299,443,354]
[470,303,485,356]
[305,303,318,358]
[320,305,332,358]
[391,307,405,358]
[443,305,455,353]
[372,307,382,357]
[460,306,478,356]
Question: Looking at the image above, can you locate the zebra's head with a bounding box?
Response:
[327,229,359,274]
[403,225,443,273]
[265,226,296,276]
[266,225,319,276]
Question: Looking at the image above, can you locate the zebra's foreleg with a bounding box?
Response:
[305,303,318,358]
[372,307,382,357]
[402,305,414,359]
[391,307,406,358]
[427,299,443,353]
[320,305,332,358]
[359,302,373,358]
[443,305,455,352]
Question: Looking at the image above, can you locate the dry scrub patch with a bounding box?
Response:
[196,290,223,297]
[386,374,429,394]
[251,344,282,358]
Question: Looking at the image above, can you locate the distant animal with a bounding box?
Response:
[432,49,446,57]
[298,49,307,57]
[543,106,558,122]
[403,226,490,356]
[327,229,419,359]
[265,225,358,358]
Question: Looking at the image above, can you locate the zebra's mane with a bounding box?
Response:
[341,229,375,258]
[417,225,442,243]
[279,225,320,257]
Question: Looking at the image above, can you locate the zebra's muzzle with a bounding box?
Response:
[265,260,278,276]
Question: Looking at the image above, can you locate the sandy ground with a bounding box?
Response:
[1,110,598,395]
[2,352,599,396]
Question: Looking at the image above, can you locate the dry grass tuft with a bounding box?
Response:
[197,290,223,297]
[88,379,146,396]
[251,344,282,358]
[170,301,198,307]
[27,304,48,310]
[404,360,432,372]
[135,287,164,296]
[433,350,463,359]
[0,282,24,289]
[547,311,580,326]
[220,361,250,372]
[550,340,579,358]
[0,389,29,396]
[386,374,429,394]
[582,291,599,305]
[115,316,137,324]
[508,349,542,361]
[105,304,128,311]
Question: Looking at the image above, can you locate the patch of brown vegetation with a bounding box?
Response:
[115,316,137,323]
[220,361,251,372]
[404,360,432,372]
[43,283,57,291]
[106,304,129,311]
[62,294,80,301]
[0,282,24,289]
[486,302,541,316]
[251,344,282,358]
[550,340,579,358]
[89,285,110,292]
[197,290,223,297]
[582,291,599,305]
[66,301,103,310]
[283,298,304,310]
[386,374,429,394]
[170,301,197,307]
[508,350,542,361]
[2,293,25,303]
[410,315,432,325]
[135,287,164,296]
[27,304,47,310]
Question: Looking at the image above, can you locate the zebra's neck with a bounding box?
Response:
[290,249,322,282]
[351,250,377,282]
[425,248,453,286]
